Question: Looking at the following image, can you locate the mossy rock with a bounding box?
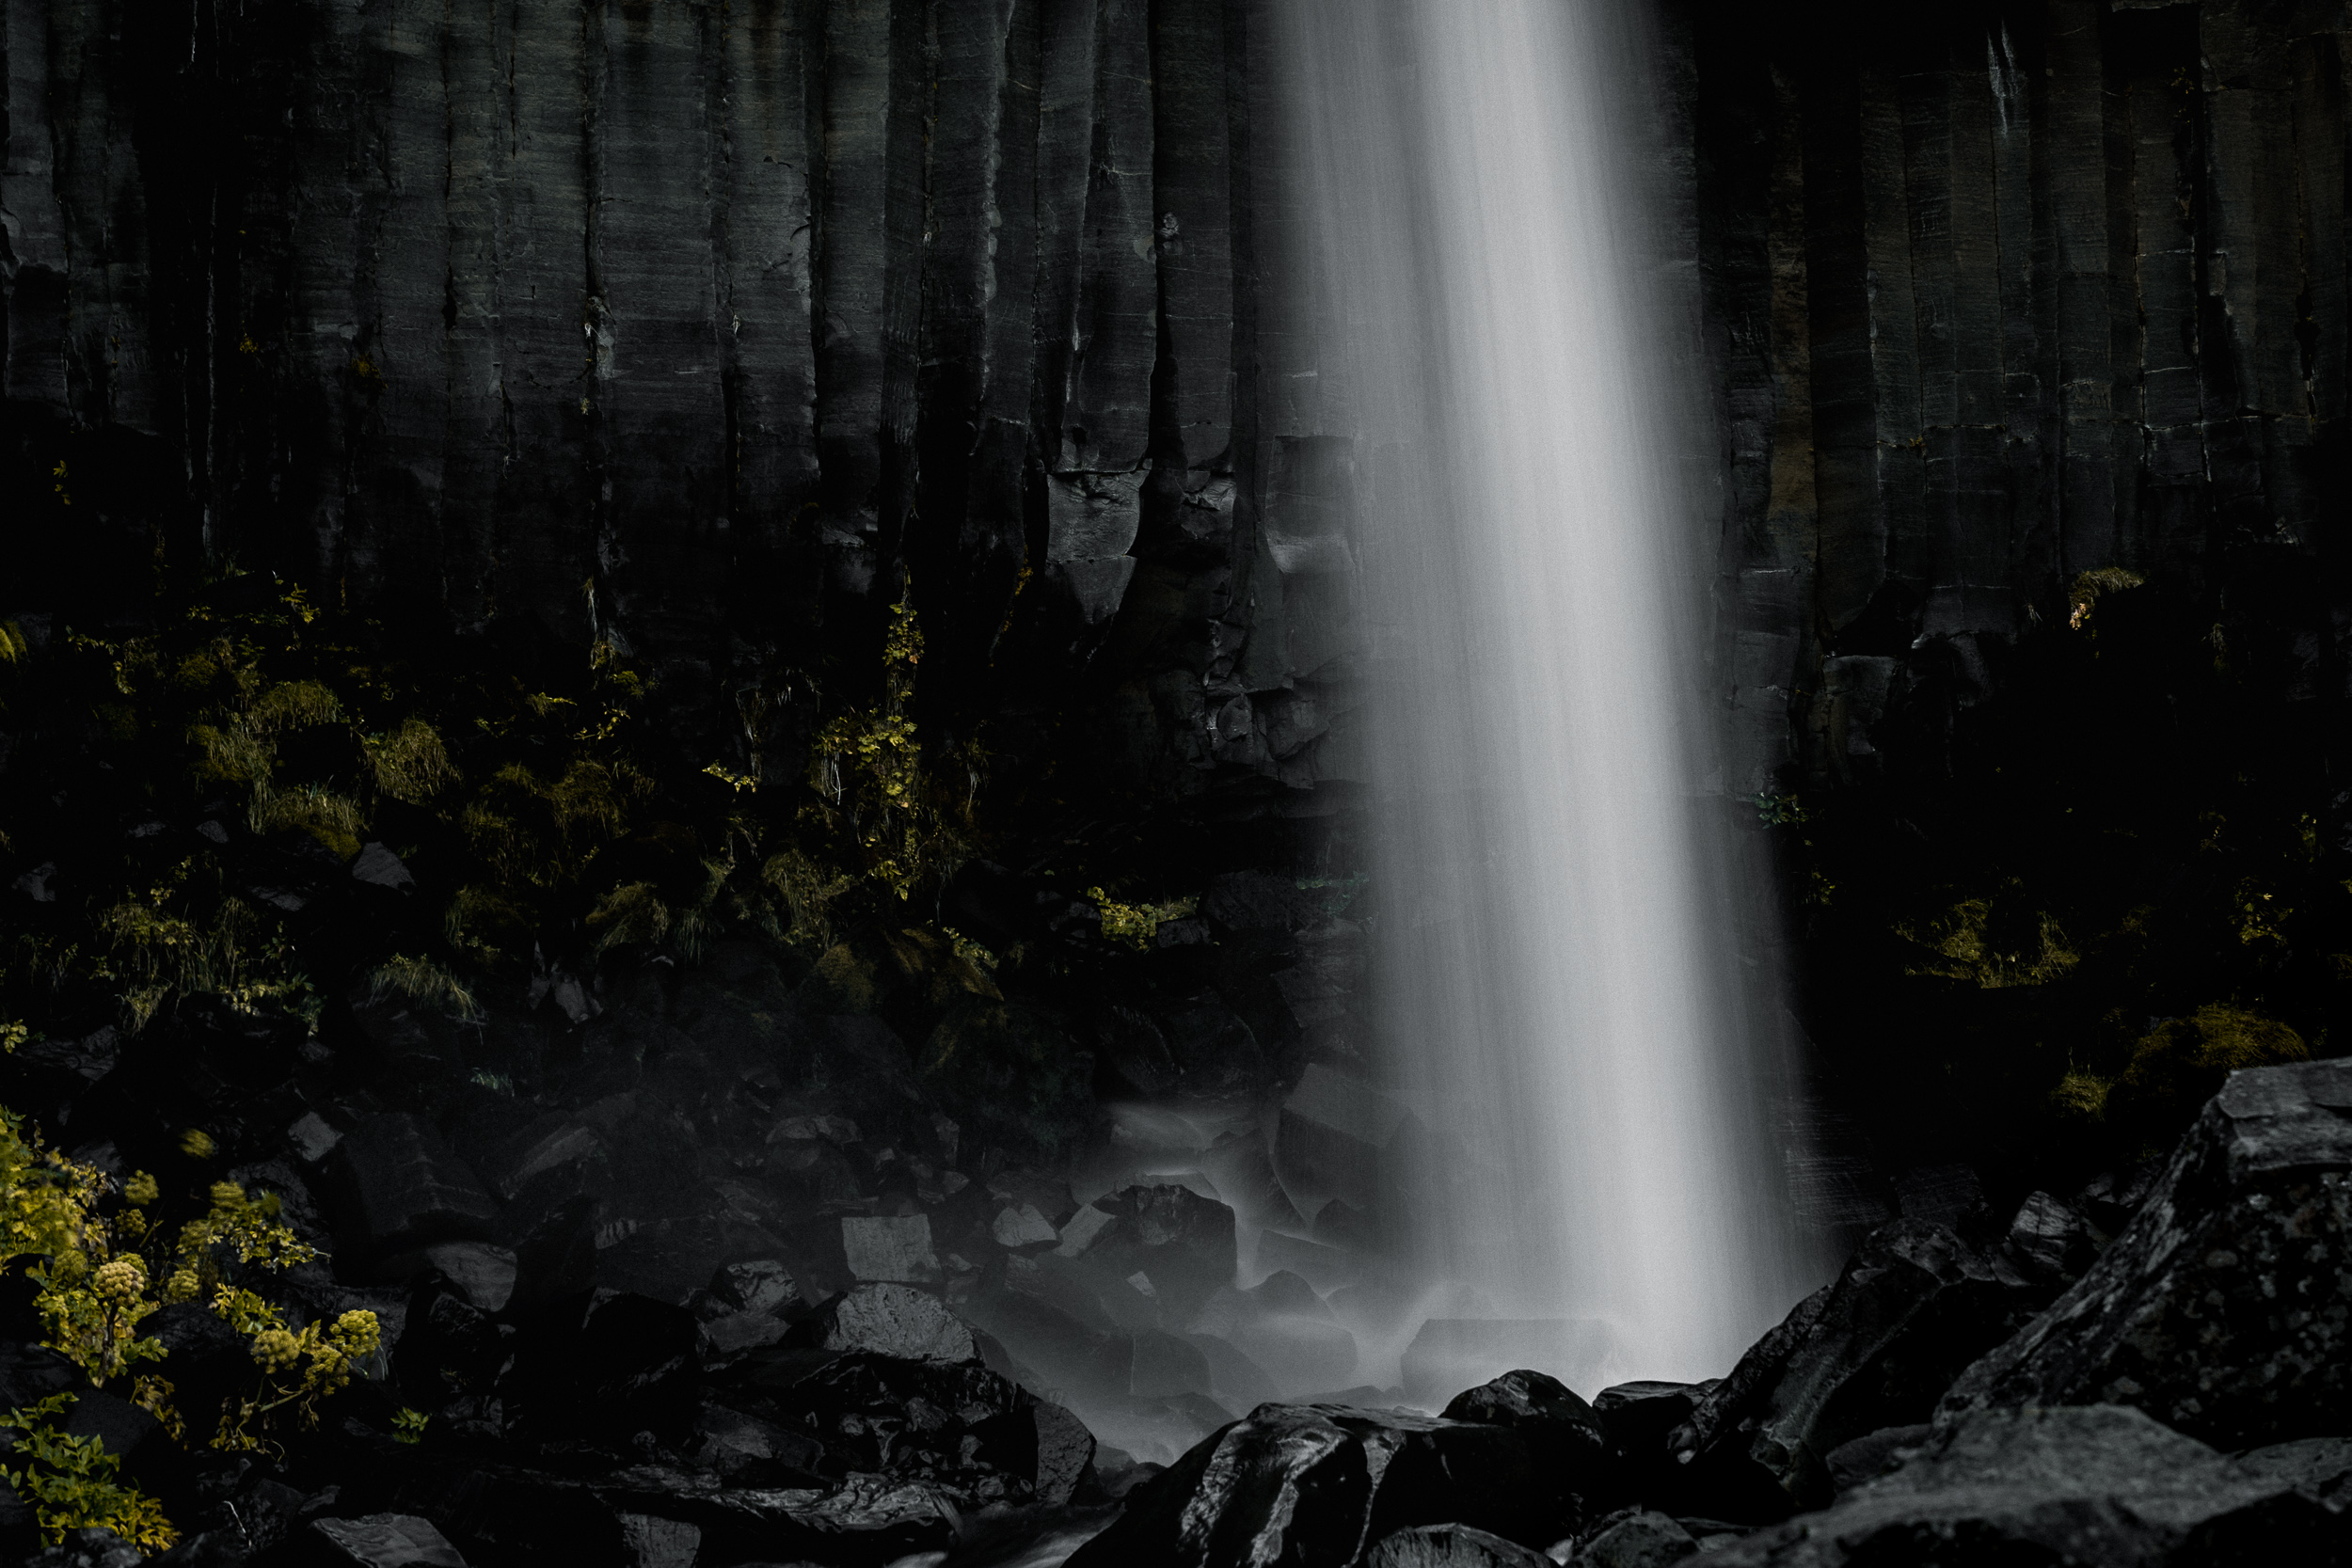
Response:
[2105,1005,2309,1155]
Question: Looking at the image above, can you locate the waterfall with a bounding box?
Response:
[1285,0,1821,1386]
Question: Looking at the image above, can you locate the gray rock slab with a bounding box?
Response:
[310,1514,469,1568]
[1701,1405,2344,1568]
[1938,1058,2352,1449]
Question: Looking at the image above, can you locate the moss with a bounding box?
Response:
[2106,1004,2309,1153]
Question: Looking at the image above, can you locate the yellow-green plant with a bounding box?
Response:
[1,1393,180,1550]
[208,1289,382,1451]
[803,581,984,906]
[1087,888,1199,950]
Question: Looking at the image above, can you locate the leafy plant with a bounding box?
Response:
[0,1393,179,1550]
[1086,888,1199,950]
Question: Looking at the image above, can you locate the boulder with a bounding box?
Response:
[25,1530,141,1568]
[1440,1370,1616,1540]
[1697,1404,2347,1567]
[1937,1058,2352,1449]
[792,1282,978,1362]
[1366,1523,1553,1568]
[1666,1203,2086,1519]
[1034,1399,1100,1507]
[707,1259,796,1316]
[2233,1435,2352,1513]
[841,1213,941,1284]
[784,1352,1056,1507]
[1068,1185,1237,1323]
[325,1115,501,1263]
[1593,1381,1715,1479]
[1064,1400,1611,1566]
[1578,1510,1697,1568]
[310,1514,469,1568]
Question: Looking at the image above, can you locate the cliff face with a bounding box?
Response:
[4,0,2344,800]
[3,0,1357,800]
[1686,0,2349,794]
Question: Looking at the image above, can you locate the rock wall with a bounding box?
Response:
[5,0,2344,800]
[0,0,1356,800]
[1685,0,2350,794]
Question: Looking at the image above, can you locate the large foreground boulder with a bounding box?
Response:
[1663,1206,2083,1518]
[1938,1057,2352,1449]
[1701,1404,2347,1566]
[1064,1383,1617,1567]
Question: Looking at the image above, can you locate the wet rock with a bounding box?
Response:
[350,843,417,892]
[958,1286,1133,1403]
[993,1203,1059,1249]
[1938,1058,2352,1450]
[325,1115,501,1264]
[1577,1510,1697,1568]
[707,1259,796,1315]
[693,1404,826,1486]
[2233,1435,2352,1513]
[1999,1190,2101,1280]
[1034,1399,1099,1507]
[393,1277,511,1413]
[1820,1424,1931,1496]
[1666,1207,2076,1519]
[841,1213,941,1283]
[785,1352,1051,1506]
[1699,1405,2347,1567]
[792,1282,978,1362]
[1064,1401,1609,1566]
[24,1528,141,1568]
[407,1242,516,1312]
[1067,1184,1236,1323]
[1593,1381,1716,1474]
[309,1514,469,1568]
[615,1513,700,1568]
[1367,1523,1553,1568]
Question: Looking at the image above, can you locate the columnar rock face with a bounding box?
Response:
[1682,0,2350,792]
[16,3,2335,801]
[0,0,1358,799]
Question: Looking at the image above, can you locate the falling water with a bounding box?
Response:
[1286,0,1819,1385]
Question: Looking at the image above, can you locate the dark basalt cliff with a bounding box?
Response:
[1688,0,2348,793]
[5,0,2348,1186]
[4,0,1349,800]
[8,0,2345,792]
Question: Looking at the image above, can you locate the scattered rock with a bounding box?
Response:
[1367,1522,1554,1567]
[1667,1205,2082,1518]
[1577,1510,1696,1568]
[795,1282,978,1362]
[1068,1185,1237,1323]
[841,1213,941,1283]
[24,1528,139,1568]
[350,843,418,892]
[1938,1058,2352,1450]
[2233,1435,2352,1513]
[993,1203,1059,1249]
[310,1513,470,1568]
[1698,1404,2346,1567]
[1065,1400,1613,1567]
[325,1115,502,1264]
